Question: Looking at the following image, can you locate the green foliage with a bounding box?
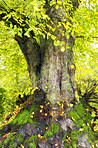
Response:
[0,142,2,148]
[10,104,38,125]
[0,87,6,117]
[16,133,24,142]
[44,130,53,139]
[73,5,98,125]
[29,135,37,142]
[0,35,32,116]
[3,133,15,145]
[2,133,24,148]
[29,135,37,148]
[29,143,36,148]
[51,121,60,134]
[66,103,97,146]
[13,109,34,125]
[73,37,98,126]
[44,121,61,139]
[68,104,92,127]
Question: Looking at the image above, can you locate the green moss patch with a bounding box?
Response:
[65,103,97,147]
[44,121,61,139]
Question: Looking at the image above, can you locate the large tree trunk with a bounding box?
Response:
[15,1,80,104]
[15,28,76,104]
[40,36,76,104]
[0,0,79,105]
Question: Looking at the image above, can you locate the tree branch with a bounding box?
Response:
[76,36,98,39]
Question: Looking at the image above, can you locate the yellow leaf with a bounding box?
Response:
[72,117,75,121]
[58,22,62,27]
[56,5,59,9]
[38,134,40,137]
[30,2,34,5]
[61,32,65,36]
[61,46,65,52]
[30,115,33,118]
[45,86,48,89]
[93,125,97,131]
[38,134,43,139]
[91,119,94,124]
[10,23,13,29]
[40,105,43,108]
[40,109,43,113]
[61,41,65,45]
[79,128,84,131]
[71,65,74,69]
[66,45,70,49]
[60,111,64,115]
[69,103,73,107]
[55,143,59,146]
[21,144,24,148]
[66,35,69,39]
[75,91,79,100]
[91,145,95,148]
[32,112,35,115]
[85,109,90,112]
[57,1,62,5]
[57,101,61,105]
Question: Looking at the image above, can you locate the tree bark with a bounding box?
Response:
[39,35,76,104]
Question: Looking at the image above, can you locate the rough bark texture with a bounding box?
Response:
[15,32,76,104]
[15,35,41,88]
[40,37,76,103]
